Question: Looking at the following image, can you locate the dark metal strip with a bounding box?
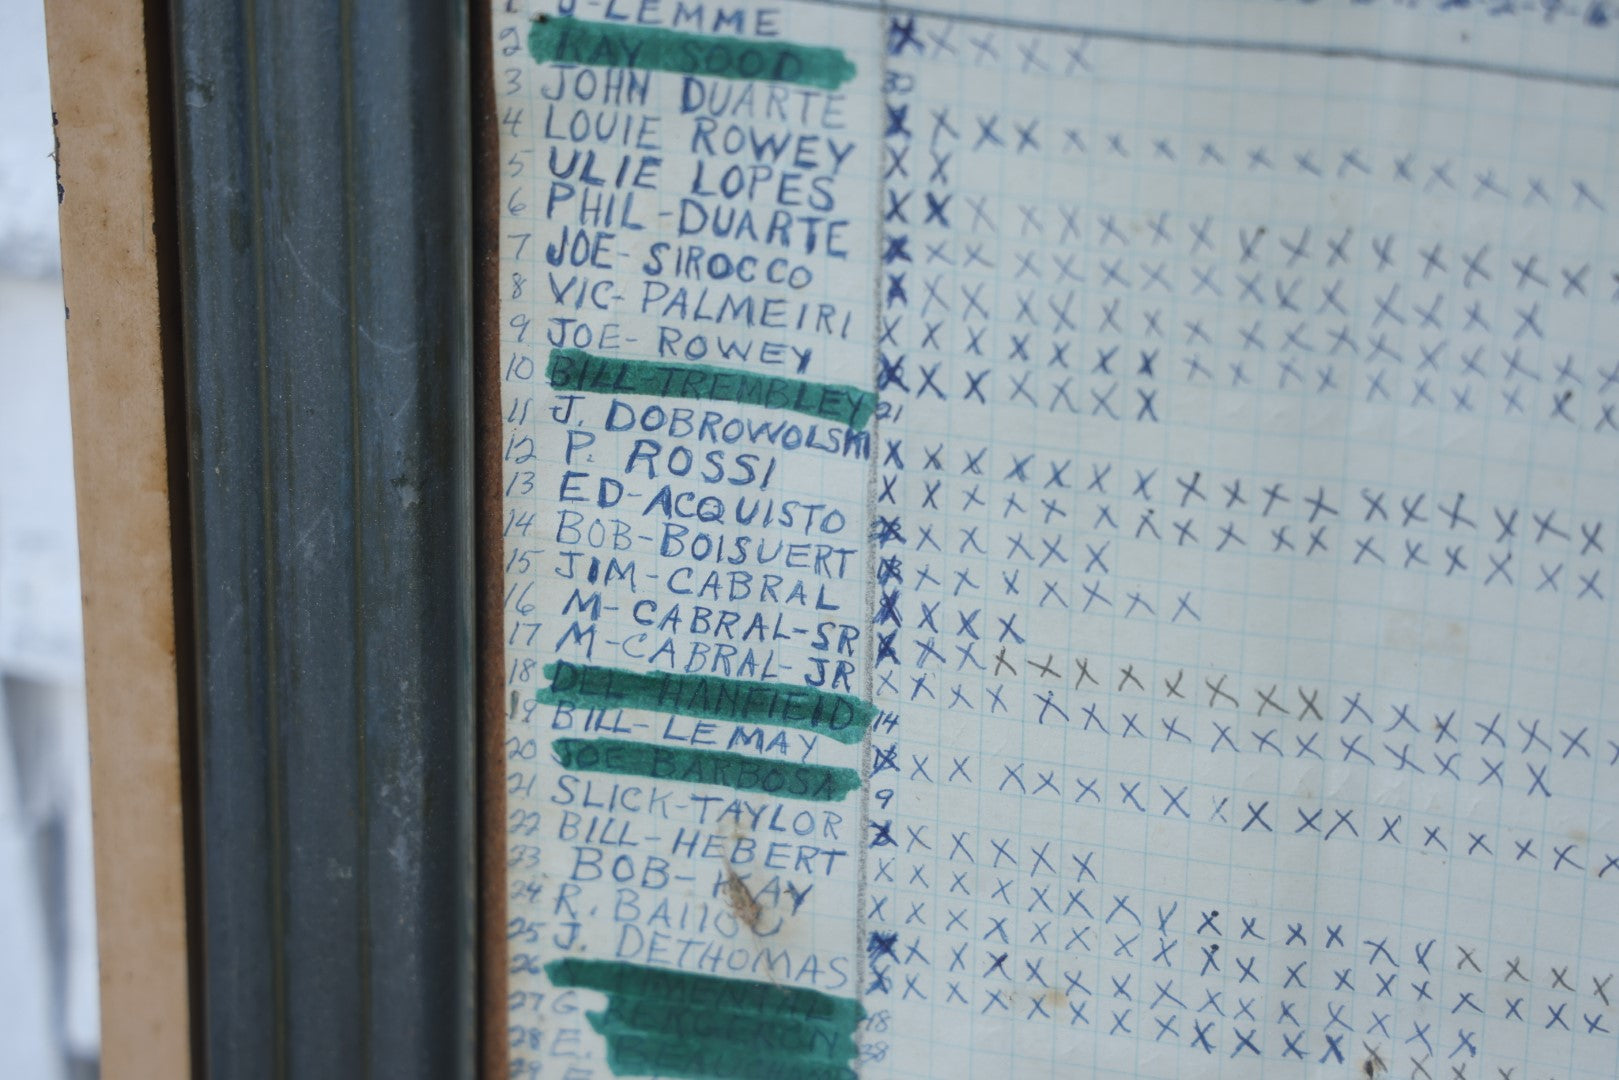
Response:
[168,1,474,1075]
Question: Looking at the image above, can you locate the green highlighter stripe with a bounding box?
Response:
[529,16,857,91]
[604,1032,857,1080]
[546,349,877,431]
[548,959,863,1077]
[548,957,864,1025]
[551,737,861,803]
[588,998,857,1062]
[536,661,876,746]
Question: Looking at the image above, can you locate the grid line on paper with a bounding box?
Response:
[855,3,1619,1078]
[805,0,1619,90]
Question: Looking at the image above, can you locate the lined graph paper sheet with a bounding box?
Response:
[494,2,1619,1076]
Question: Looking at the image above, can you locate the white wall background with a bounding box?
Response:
[1,0,102,1075]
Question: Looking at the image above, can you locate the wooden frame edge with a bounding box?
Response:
[42,0,193,1076]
